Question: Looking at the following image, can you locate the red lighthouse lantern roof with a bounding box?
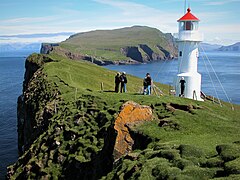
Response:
[178,8,200,22]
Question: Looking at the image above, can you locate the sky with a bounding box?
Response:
[0,0,240,45]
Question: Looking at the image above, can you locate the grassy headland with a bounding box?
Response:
[42,26,177,64]
[7,50,240,179]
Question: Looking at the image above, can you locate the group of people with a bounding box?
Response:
[115,72,127,93]
[114,72,153,95]
[114,72,186,97]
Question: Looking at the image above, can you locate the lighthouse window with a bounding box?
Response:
[179,51,182,57]
[192,22,199,30]
[185,21,193,30]
[179,22,184,30]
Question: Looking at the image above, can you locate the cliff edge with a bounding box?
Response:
[7,53,240,179]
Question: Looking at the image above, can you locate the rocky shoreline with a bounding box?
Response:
[40,42,177,66]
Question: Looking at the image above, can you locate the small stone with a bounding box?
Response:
[56,141,60,146]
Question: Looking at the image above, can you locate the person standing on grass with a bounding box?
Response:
[120,72,127,93]
[143,73,152,95]
[114,72,121,93]
[179,77,186,97]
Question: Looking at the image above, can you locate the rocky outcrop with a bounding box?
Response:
[40,43,59,54]
[113,101,153,160]
[139,44,154,60]
[156,45,173,59]
[121,46,144,63]
[120,44,176,63]
[64,51,115,66]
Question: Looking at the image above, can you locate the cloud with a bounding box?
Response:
[201,24,240,34]
[0,0,239,45]
[204,0,240,5]
[0,16,57,24]
[0,35,71,44]
[201,23,240,45]
[93,0,155,15]
[93,0,179,32]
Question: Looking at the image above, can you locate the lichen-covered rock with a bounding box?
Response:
[113,101,153,160]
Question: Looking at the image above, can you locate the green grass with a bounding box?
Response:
[8,53,240,179]
[57,26,177,61]
[43,53,240,154]
[44,54,240,155]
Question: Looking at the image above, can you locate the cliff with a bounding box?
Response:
[41,26,178,65]
[7,53,240,179]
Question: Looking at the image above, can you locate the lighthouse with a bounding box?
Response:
[175,8,203,101]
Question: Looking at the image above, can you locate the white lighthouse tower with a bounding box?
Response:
[175,8,203,101]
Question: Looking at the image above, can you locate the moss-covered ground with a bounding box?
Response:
[7,53,240,179]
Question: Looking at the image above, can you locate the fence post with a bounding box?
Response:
[101,82,104,92]
[75,88,77,101]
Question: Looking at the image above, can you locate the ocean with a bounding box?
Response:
[0,51,239,178]
[0,51,36,179]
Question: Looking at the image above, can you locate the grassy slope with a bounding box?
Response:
[45,54,239,154]
[45,54,240,179]
[59,26,175,61]
[9,53,240,179]
[45,54,240,151]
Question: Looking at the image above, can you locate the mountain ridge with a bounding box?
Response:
[41,26,178,65]
[218,42,240,52]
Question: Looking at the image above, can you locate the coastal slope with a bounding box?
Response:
[7,53,240,179]
[40,26,178,65]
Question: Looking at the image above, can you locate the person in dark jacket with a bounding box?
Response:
[120,72,127,93]
[179,77,186,97]
[115,72,121,93]
[143,73,152,95]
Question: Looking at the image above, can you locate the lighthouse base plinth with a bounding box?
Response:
[176,72,204,101]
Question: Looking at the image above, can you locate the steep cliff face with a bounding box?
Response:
[40,43,59,54]
[17,54,58,155]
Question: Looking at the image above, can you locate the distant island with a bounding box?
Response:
[40,26,178,65]
[218,42,240,52]
[199,43,222,52]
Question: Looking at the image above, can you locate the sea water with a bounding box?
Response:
[0,51,239,178]
[106,51,240,105]
[0,51,34,178]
